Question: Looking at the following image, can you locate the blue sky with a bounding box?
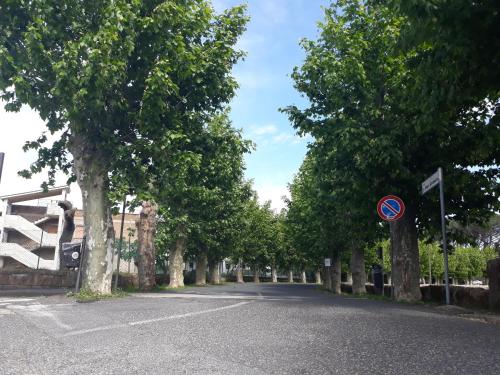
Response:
[213,0,329,210]
[0,1,329,210]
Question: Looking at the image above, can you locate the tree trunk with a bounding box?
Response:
[271,266,278,283]
[236,258,244,283]
[208,260,221,284]
[315,270,322,284]
[253,267,260,283]
[195,250,208,286]
[288,269,294,283]
[169,224,186,288]
[331,251,341,294]
[300,270,307,284]
[323,267,332,290]
[71,137,114,294]
[350,246,366,294]
[390,205,422,302]
[346,273,353,284]
[136,201,157,291]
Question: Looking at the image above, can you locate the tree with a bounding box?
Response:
[0,1,248,293]
[285,0,499,301]
[153,113,251,287]
[136,201,157,291]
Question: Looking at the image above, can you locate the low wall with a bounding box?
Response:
[340,282,490,310]
[0,269,77,289]
[421,285,489,310]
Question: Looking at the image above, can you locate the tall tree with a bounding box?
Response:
[285,0,499,301]
[0,1,247,293]
[136,201,157,291]
[154,113,251,287]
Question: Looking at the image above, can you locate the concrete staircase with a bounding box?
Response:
[3,215,57,247]
[0,243,55,270]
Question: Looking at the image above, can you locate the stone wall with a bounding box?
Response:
[340,282,491,310]
[487,258,500,311]
[0,269,77,289]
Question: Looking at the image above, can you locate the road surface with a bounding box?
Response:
[1,283,499,374]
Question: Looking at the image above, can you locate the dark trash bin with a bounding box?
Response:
[62,242,82,268]
[372,264,383,294]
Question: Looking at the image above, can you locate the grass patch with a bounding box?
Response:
[67,288,129,303]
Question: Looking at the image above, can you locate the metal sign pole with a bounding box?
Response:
[421,167,450,304]
[438,167,451,305]
[75,236,86,293]
[114,198,127,290]
[0,152,5,183]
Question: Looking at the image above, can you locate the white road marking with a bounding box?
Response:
[0,298,35,303]
[8,303,72,330]
[133,293,258,300]
[60,301,250,337]
[132,293,306,302]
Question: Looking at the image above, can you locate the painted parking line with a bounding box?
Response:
[133,293,258,300]
[0,298,35,303]
[132,293,309,302]
[60,301,250,337]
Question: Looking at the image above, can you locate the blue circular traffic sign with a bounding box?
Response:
[377,195,405,222]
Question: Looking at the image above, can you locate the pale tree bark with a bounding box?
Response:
[331,251,342,294]
[315,270,322,284]
[195,249,208,286]
[390,205,422,302]
[271,266,278,283]
[169,224,186,288]
[236,258,244,283]
[346,273,353,284]
[136,201,157,291]
[350,246,366,294]
[323,267,332,290]
[288,269,294,283]
[208,260,221,284]
[71,136,114,294]
[253,267,260,283]
[301,270,307,284]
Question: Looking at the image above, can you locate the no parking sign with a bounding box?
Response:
[377,195,405,222]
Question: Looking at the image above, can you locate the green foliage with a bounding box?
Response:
[281,0,499,279]
[232,194,279,271]
[0,0,248,195]
[154,113,253,267]
[419,242,443,281]
[114,239,138,262]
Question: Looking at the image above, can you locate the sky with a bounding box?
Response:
[0,0,330,211]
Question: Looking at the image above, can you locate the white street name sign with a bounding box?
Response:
[421,169,441,195]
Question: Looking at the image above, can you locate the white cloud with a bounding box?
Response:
[251,124,279,136]
[0,105,82,208]
[247,124,311,147]
[254,181,289,212]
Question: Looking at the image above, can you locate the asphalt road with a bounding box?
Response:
[1,283,499,375]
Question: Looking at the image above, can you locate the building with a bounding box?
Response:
[0,186,68,270]
[0,186,139,274]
